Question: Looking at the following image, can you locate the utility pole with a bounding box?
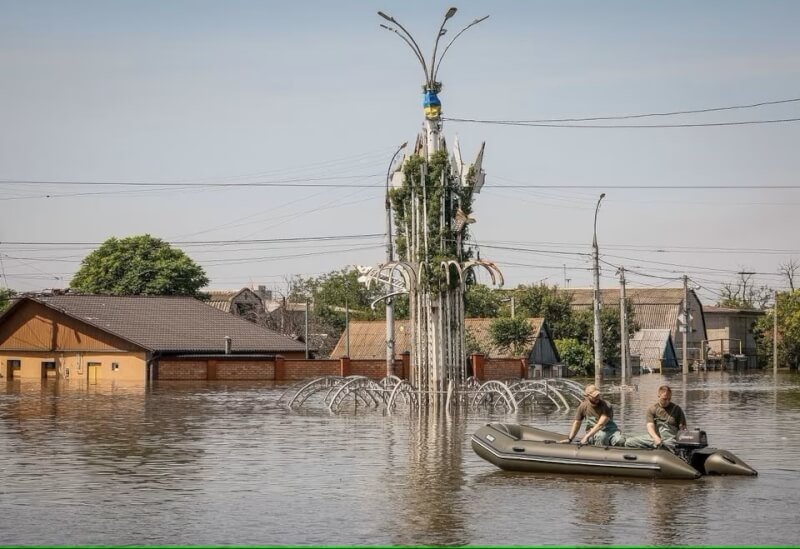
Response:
[618,267,629,386]
[592,193,606,388]
[682,275,689,374]
[304,299,310,359]
[774,289,779,374]
[385,142,407,376]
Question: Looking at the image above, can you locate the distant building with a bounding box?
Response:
[703,306,764,368]
[330,317,563,378]
[563,287,707,367]
[208,287,268,324]
[629,329,678,373]
[0,294,308,382]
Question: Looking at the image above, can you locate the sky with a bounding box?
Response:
[2,0,800,306]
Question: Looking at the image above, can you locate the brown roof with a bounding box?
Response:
[19,295,306,354]
[330,317,546,359]
[561,287,706,335]
[703,306,765,316]
[564,287,686,306]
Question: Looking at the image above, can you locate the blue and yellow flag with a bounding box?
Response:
[423,90,441,120]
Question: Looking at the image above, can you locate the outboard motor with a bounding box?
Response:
[675,428,758,476]
[673,428,708,463]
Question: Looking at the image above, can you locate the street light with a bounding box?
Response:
[385,142,408,264]
[432,15,490,85]
[378,8,488,91]
[592,193,606,388]
[385,141,407,376]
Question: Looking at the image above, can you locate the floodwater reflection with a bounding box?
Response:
[0,371,798,545]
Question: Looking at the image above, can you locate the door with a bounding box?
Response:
[87,362,100,385]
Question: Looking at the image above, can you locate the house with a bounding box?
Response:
[329,317,562,378]
[703,306,764,369]
[629,329,679,372]
[208,287,269,324]
[0,294,308,383]
[562,287,707,368]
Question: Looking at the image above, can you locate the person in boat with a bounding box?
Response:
[559,384,625,447]
[625,385,687,449]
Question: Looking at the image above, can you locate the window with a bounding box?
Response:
[8,359,21,370]
[42,361,56,370]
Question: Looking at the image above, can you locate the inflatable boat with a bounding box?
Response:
[471,423,757,480]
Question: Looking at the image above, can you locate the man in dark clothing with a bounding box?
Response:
[625,384,687,449]
[559,384,625,447]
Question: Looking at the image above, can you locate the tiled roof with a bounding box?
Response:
[330,317,545,359]
[27,295,307,354]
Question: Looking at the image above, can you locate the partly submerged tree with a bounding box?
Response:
[555,338,594,376]
[70,235,209,297]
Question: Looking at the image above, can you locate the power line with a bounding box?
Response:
[443,117,800,129]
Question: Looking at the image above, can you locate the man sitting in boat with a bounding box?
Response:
[625,385,687,449]
[559,384,626,447]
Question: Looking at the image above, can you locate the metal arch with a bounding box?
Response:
[470,380,518,413]
[463,376,483,391]
[507,379,571,411]
[462,259,504,288]
[386,379,418,414]
[509,384,565,411]
[544,379,586,402]
[380,375,403,390]
[440,260,464,287]
[327,376,386,413]
[286,376,344,409]
[277,379,314,406]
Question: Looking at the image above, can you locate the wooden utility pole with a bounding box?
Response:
[682,275,689,374]
[618,267,629,386]
[774,290,779,374]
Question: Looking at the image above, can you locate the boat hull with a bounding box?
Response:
[471,423,756,480]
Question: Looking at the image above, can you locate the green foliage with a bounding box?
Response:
[556,338,594,376]
[511,283,638,368]
[0,288,17,312]
[70,235,208,296]
[514,283,577,339]
[465,284,503,318]
[389,150,474,290]
[489,317,534,355]
[289,268,385,336]
[754,290,800,368]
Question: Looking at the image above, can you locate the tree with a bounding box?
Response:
[70,235,209,297]
[514,283,576,339]
[285,268,388,356]
[719,271,772,309]
[754,290,800,369]
[464,284,503,318]
[489,317,534,355]
[778,259,799,291]
[555,338,593,376]
[0,288,16,312]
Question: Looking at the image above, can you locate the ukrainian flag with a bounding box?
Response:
[423,90,441,120]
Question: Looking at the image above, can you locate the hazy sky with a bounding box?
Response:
[2,0,800,305]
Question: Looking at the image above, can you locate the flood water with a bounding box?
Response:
[0,370,798,546]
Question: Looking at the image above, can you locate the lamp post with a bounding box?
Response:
[378,8,489,158]
[385,141,407,376]
[592,193,606,388]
